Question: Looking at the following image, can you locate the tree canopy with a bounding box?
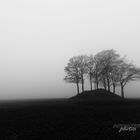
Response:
[64,49,140,98]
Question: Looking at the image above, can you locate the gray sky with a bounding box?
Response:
[0,0,140,99]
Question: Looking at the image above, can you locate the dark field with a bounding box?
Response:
[0,97,140,140]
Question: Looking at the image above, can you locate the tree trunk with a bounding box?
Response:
[81,74,84,92]
[76,82,79,95]
[103,78,107,90]
[96,74,99,89]
[94,83,97,90]
[106,72,110,92]
[107,78,110,92]
[90,74,92,91]
[82,82,84,92]
[96,80,99,89]
[121,85,124,98]
[108,86,110,92]
[113,84,115,94]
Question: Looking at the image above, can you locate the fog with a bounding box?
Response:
[0,0,140,99]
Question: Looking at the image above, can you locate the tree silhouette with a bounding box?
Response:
[91,54,103,90]
[117,61,140,98]
[64,56,81,95]
[93,49,120,92]
[86,55,95,90]
[110,60,122,93]
[99,71,107,90]
[76,55,89,92]
[64,49,140,98]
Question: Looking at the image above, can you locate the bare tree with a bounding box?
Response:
[118,61,140,98]
[76,55,89,92]
[94,49,120,92]
[64,56,81,95]
[64,50,140,98]
[99,71,107,90]
[86,55,95,91]
[110,60,122,93]
[92,55,102,90]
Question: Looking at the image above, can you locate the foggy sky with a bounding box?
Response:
[0,0,140,99]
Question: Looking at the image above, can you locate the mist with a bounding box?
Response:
[0,0,140,99]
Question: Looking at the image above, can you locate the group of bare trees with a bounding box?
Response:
[64,49,140,98]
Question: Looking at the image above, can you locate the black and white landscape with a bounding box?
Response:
[0,0,140,139]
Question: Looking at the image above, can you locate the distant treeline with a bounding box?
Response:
[64,49,140,98]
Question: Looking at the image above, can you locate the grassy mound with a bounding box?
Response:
[71,88,124,103]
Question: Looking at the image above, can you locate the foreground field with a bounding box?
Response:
[0,98,140,140]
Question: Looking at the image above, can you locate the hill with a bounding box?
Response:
[71,89,124,104]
